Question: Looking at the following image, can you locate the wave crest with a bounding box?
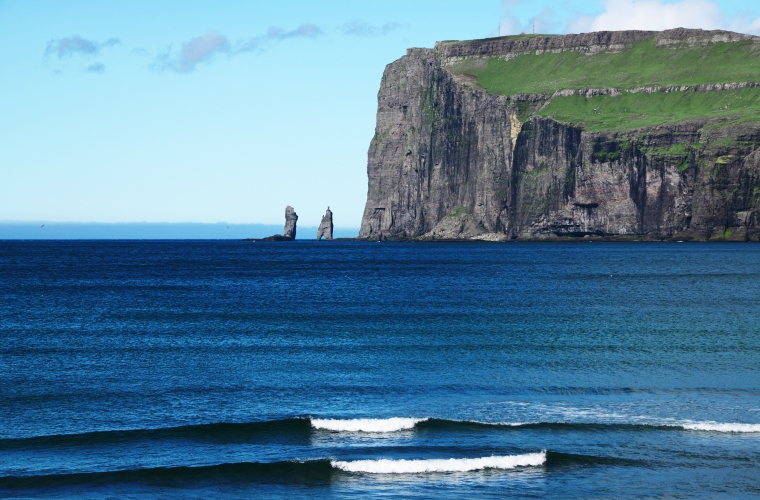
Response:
[682,422,760,433]
[332,451,546,473]
[311,417,427,433]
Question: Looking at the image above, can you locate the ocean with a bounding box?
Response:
[1,240,759,498]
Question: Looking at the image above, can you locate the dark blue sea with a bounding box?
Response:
[1,240,759,498]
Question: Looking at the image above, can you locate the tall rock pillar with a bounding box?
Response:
[317,207,334,240]
[284,206,298,240]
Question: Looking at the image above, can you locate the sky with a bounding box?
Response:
[2,0,760,229]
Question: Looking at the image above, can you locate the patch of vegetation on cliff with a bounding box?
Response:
[536,87,760,131]
[458,39,760,96]
[643,143,691,171]
[591,140,631,163]
[448,205,468,217]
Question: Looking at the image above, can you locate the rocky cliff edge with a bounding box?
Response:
[358,29,760,241]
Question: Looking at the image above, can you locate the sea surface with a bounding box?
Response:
[1,240,759,498]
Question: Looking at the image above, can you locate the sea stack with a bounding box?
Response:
[317,207,334,240]
[284,206,298,240]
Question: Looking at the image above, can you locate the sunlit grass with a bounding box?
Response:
[453,39,760,96]
[536,87,760,132]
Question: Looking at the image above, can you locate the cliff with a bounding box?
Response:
[359,29,760,241]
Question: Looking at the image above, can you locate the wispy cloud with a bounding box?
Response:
[154,30,230,73]
[500,1,562,35]
[236,23,323,53]
[267,23,323,40]
[340,20,408,37]
[44,35,120,58]
[86,62,105,74]
[153,24,323,73]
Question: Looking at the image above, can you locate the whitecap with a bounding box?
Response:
[311,417,427,433]
[332,451,546,473]
[682,422,760,433]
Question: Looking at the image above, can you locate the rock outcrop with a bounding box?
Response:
[283,206,298,240]
[263,206,298,241]
[359,29,760,241]
[317,207,334,240]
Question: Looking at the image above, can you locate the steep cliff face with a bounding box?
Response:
[359,29,760,241]
[359,48,516,240]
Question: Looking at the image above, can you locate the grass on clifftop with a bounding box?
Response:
[537,87,760,132]
[451,39,760,95]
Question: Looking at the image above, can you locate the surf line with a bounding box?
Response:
[310,417,427,433]
[332,451,547,473]
[308,417,760,434]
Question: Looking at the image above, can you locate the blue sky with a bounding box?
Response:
[2,0,759,229]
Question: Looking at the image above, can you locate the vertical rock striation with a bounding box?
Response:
[358,30,760,241]
[284,206,298,240]
[358,48,516,240]
[317,207,334,240]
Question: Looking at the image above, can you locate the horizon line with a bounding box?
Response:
[0,220,359,228]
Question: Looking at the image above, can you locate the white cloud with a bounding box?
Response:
[569,0,724,32]
[568,0,760,35]
[501,0,760,36]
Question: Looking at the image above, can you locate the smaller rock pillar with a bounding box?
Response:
[317,207,334,240]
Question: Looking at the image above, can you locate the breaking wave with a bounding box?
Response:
[0,452,639,491]
[311,417,427,433]
[332,451,547,473]
[681,422,760,433]
[4,417,757,452]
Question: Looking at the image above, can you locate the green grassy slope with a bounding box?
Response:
[537,87,760,132]
[447,37,760,131]
[458,39,760,95]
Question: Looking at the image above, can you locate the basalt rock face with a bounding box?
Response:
[283,206,298,240]
[359,48,516,240]
[317,208,334,240]
[510,119,760,240]
[359,30,760,241]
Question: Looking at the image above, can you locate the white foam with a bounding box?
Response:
[311,417,427,433]
[332,451,546,474]
[682,422,760,433]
